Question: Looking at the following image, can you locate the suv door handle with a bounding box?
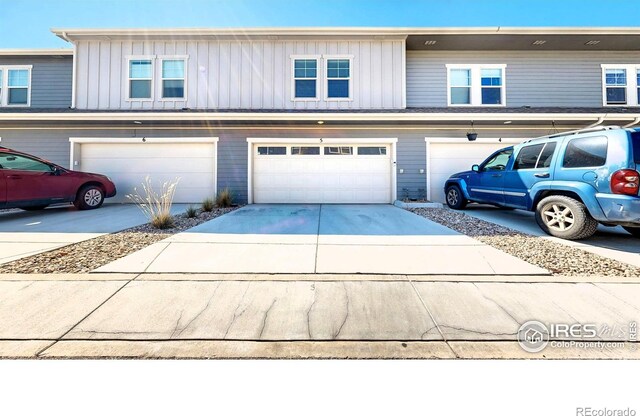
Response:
[6,175,22,179]
[491,174,502,177]
[534,172,550,178]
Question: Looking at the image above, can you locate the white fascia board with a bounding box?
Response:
[425,137,522,144]
[69,137,219,143]
[4,112,640,122]
[0,48,73,56]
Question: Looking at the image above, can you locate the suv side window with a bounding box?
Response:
[0,152,53,172]
[514,144,545,170]
[537,142,557,168]
[481,149,513,171]
[562,136,608,168]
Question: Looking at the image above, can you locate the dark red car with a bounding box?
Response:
[0,147,116,211]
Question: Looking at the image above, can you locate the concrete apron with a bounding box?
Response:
[0,279,638,359]
[94,204,549,276]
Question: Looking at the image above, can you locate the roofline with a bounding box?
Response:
[2,111,640,122]
[0,48,73,56]
[50,26,640,41]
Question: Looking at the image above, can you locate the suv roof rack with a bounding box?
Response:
[523,126,622,144]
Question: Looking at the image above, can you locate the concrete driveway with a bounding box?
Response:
[96,204,547,275]
[464,205,640,267]
[0,204,188,265]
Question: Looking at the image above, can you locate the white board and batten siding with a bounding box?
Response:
[74,39,406,110]
[425,138,522,203]
[69,137,218,203]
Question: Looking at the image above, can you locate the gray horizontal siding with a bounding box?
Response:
[407,51,640,107]
[0,56,72,108]
[0,125,584,204]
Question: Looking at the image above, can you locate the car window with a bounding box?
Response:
[514,144,545,170]
[0,153,53,172]
[562,136,608,168]
[537,142,557,168]
[482,149,513,171]
[631,132,640,164]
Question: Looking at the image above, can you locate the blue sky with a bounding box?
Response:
[2,0,640,48]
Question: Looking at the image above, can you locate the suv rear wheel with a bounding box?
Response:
[535,195,598,240]
[623,226,640,238]
[74,185,104,210]
[445,185,467,210]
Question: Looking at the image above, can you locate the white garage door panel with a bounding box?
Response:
[428,140,517,203]
[252,143,392,204]
[79,142,216,204]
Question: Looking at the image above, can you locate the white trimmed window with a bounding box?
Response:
[325,57,352,100]
[292,57,319,100]
[127,57,154,100]
[601,64,640,106]
[160,58,186,100]
[446,64,506,106]
[0,66,31,107]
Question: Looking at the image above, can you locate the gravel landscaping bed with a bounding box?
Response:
[0,207,238,274]
[409,208,640,277]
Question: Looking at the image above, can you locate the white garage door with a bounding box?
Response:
[75,139,217,203]
[427,138,521,203]
[251,142,394,203]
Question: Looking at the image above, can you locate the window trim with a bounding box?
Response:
[601,64,640,107]
[158,55,188,102]
[0,65,32,107]
[125,55,156,102]
[446,64,507,107]
[324,55,353,102]
[291,55,320,102]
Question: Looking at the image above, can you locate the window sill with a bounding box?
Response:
[292,98,320,102]
[325,98,353,102]
[158,98,187,102]
[447,104,507,107]
[125,98,154,102]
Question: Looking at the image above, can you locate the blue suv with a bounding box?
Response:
[444,126,640,240]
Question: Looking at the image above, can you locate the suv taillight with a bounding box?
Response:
[611,169,640,196]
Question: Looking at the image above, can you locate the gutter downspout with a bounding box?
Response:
[586,116,605,128]
[623,117,640,128]
[59,31,77,109]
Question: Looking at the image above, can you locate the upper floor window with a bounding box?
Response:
[326,58,351,100]
[128,58,153,100]
[0,66,31,107]
[601,64,640,106]
[447,64,506,106]
[293,58,318,100]
[161,59,185,99]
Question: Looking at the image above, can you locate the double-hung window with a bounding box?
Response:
[293,58,318,100]
[161,59,186,99]
[128,58,153,100]
[0,66,31,106]
[447,64,506,106]
[601,64,640,106]
[326,58,351,99]
[604,68,627,105]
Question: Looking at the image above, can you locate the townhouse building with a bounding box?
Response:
[0,27,639,204]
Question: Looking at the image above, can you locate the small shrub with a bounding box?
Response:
[202,197,215,212]
[215,188,233,208]
[126,176,179,230]
[185,205,199,218]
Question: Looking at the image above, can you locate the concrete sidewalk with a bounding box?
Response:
[0,274,637,359]
[95,204,548,275]
[0,204,188,265]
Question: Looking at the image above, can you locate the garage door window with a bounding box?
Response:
[291,146,320,155]
[358,146,387,155]
[324,146,353,155]
[257,146,286,155]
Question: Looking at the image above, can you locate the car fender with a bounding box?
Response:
[531,181,607,220]
[444,177,472,200]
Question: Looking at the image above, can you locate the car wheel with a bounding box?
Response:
[445,185,467,210]
[74,185,104,210]
[535,195,598,240]
[622,226,640,238]
[20,205,49,211]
